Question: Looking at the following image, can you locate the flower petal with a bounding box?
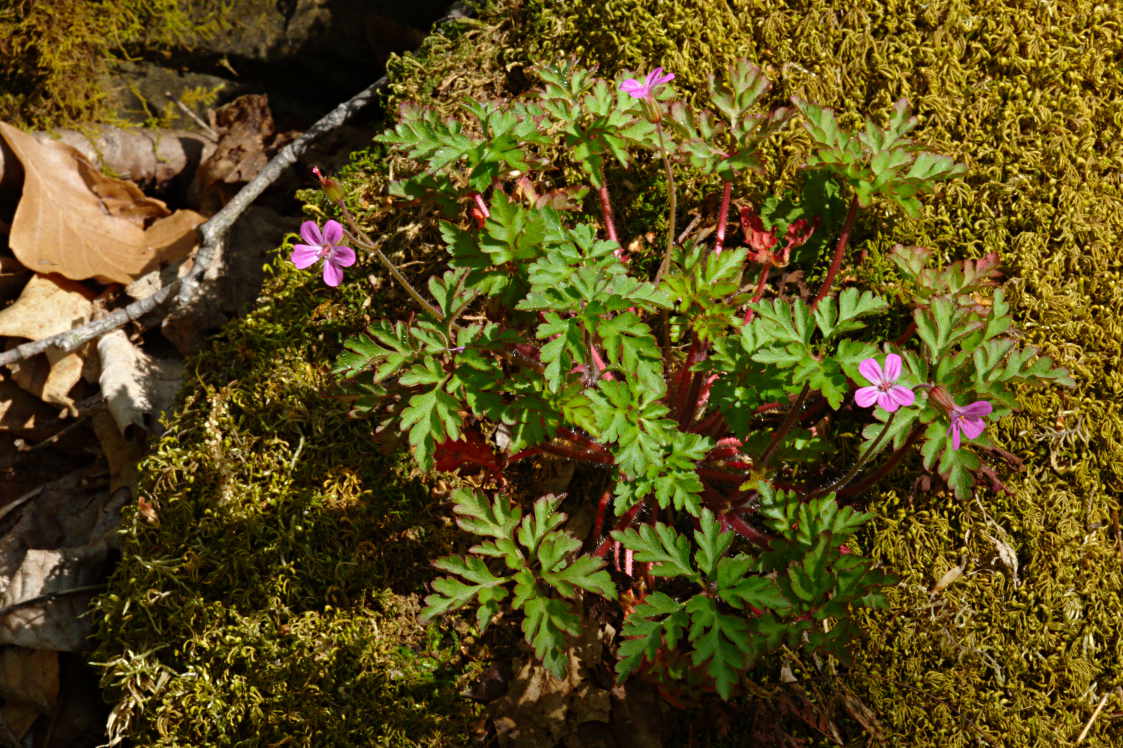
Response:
[855,386,880,408]
[948,422,962,450]
[330,245,356,267]
[858,357,884,385]
[620,79,643,97]
[888,385,915,408]
[961,400,992,417]
[322,260,344,287]
[322,220,344,245]
[291,245,320,269]
[876,392,900,412]
[300,220,323,246]
[958,415,986,441]
[882,353,902,381]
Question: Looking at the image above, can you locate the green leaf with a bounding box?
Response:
[521,596,581,678]
[543,554,617,600]
[716,568,793,614]
[684,595,751,700]
[421,555,510,629]
[613,523,697,581]
[616,592,688,681]
[693,510,733,579]
[451,489,523,567]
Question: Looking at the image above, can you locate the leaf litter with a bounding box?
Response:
[0,92,302,745]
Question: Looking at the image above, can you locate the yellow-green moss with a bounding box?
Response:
[95,0,1123,744]
[0,0,252,129]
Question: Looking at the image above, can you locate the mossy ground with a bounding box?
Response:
[94,0,1123,744]
[0,0,264,129]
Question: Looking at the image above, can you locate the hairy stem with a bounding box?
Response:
[341,203,443,320]
[811,194,860,310]
[743,259,773,323]
[594,501,646,557]
[595,164,621,252]
[713,180,733,255]
[758,383,811,469]
[804,411,899,501]
[838,425,923,500]
[653,120,678,284]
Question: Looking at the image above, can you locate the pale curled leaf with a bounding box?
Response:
[96,330,185,435]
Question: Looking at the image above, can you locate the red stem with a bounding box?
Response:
[472,192,490,219]
[743,261,772,323]
[713,181,733,255]
[811,194,860,310]
[592,489,612,541]
[722,513,770,546]
[595,166,622,256]
[594,501,646,557]
[837,426,923,500]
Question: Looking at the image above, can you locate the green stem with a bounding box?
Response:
[653,119,678,284]
[338,202,443,321]
[804,411,898,501]
[758,383,811,469]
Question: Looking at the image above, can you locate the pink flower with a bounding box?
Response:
[855,354,915,412]
[947,400,992,450]
[291,220,355,287]
[619,67,675,99]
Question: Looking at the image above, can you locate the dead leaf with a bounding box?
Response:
[1,701,40,744]
[931,565,963,594]
[0,121,195,284]
[0,647,60,747]
[0,255,31,304]
[0,274,95,341]
[95,329,184,436]
[0,378,56,437]
[0,274,95,412]
[490,621,614,747]
[143,209,205,267]
[0,648,59,713]
[0,469,126,651]
[989,534,1020,586]
[0,274,95,411]
[189,94,278,214]
[91,411,144,493]
[75,158,168,226]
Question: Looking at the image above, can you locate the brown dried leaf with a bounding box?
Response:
[0,274,95,341]
[75,158,167,226]
[0,378,56,436]
[0,470,127,651]
[0,274,95,412]
[0,648,59,713]
[91,410,144,494]
[0,121,185,283]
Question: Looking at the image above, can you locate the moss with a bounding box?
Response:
[0,0,257,129]
[95,0,1123,744]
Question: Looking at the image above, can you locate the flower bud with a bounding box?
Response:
[312,166,345,204]
[927,385,956,414]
